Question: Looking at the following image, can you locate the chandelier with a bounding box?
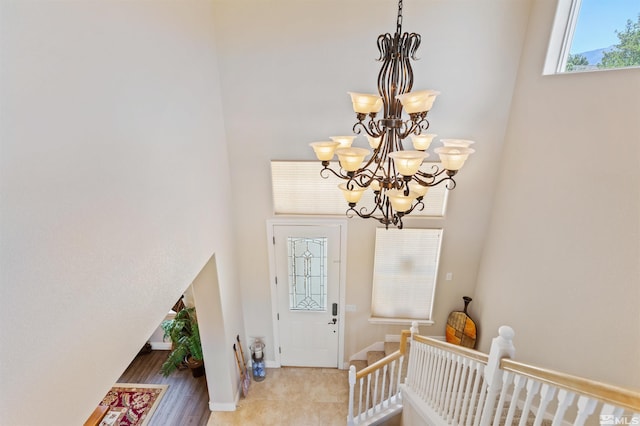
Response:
[309,0,475,229]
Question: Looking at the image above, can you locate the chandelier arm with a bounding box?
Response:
[368,118,383,137]
[398,116,431,140]
[376,34,393,63]
[351,170,376,188]
[347,205,394,228]
[404,198,425,215]
[423,175,457,189]
[320,166,353,181]
[398,120,417,141]
[405,32,421,61]
[352,119,383,139]
[416,163,447,179]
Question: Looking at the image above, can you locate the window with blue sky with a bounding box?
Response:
[564,0,640,72]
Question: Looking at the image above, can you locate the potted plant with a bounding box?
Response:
[160,307,205,377]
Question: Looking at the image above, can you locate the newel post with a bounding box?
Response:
[347,365,356,426]
[479,326,516,426]
[410,320,419,337]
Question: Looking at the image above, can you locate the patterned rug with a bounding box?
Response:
[99,383,168,426]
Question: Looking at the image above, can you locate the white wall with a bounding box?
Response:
[0,1,244,424]
[213,0,531,363]
[474,0,640,388]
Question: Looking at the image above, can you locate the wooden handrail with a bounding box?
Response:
[501,358,640,412]
[356,350,402,380]
[412,334,489,364]
[355,330,412,380]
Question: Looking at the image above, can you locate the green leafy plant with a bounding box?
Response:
[599,14,640,69]
[566,53,589,71]
[160,307,203,377]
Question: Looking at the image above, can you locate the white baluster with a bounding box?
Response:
[381,364,388,408]
[600,404,624,423]
[452,357,471,423]
[493,371,514,425]
[518,379,541,426]
[533,383,556,426]
[358,377,364,422]
[423,343,435,401]
[573,396,598,426]
[505,373,526,426]
[473,373,488,426]
[430,347,445,405]
[348,365,356,426]
[396,356,404,402]
[440,351,454,415]
[466,363,484,426]
[364,375,371,420]
[408,340,421,391]
[459,361,477,425]
[373,369,380,413]
[438,351,453,414]
[446,355,464,422]
[551,389,575,426]
[388,359,397,403]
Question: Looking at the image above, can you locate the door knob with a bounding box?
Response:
[328,318,337,325]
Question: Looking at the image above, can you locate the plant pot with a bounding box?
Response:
[186,356,205,378]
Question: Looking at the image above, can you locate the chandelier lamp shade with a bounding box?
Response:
[309,0,475,229]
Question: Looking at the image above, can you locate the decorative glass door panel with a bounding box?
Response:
[272,224,341,367]
[287,237,327,312]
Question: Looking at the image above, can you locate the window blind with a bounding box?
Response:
[371,228,443,320]
[270,161,448,216]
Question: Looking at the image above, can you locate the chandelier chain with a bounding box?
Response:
[396,0,404,34]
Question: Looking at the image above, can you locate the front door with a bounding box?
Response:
[272,224,341,367]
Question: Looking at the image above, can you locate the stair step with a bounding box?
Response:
[384,341,400,356]
[367,350,385,366]
[349,359,367,372]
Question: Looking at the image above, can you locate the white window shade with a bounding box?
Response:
[270,161,448,217]
[371,228,443,321]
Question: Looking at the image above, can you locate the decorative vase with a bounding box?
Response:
[445,296,477,349]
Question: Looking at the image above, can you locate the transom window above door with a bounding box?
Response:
[270,161,449,217]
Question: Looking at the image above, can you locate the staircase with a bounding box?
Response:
[349,342,411,378]
[349,342,405,425]
[347,331,413,426]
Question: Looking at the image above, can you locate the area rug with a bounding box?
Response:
[99,383,168,426]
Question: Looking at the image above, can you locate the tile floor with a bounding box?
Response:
[206,367,351,425]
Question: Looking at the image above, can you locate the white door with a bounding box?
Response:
[272,224,341,367]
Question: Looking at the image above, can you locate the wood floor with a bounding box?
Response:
[117,350,210,425]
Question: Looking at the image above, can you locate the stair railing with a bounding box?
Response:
[347,329,412,426]
[401,326,640,426]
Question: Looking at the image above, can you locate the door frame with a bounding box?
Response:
[266,218,347,369]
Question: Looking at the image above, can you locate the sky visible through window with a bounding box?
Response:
[570,0,639,54]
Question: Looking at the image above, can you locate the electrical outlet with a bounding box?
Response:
[445,272,453,281]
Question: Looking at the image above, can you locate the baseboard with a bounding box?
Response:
[150,342,171,350]
[209,401,236,412]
